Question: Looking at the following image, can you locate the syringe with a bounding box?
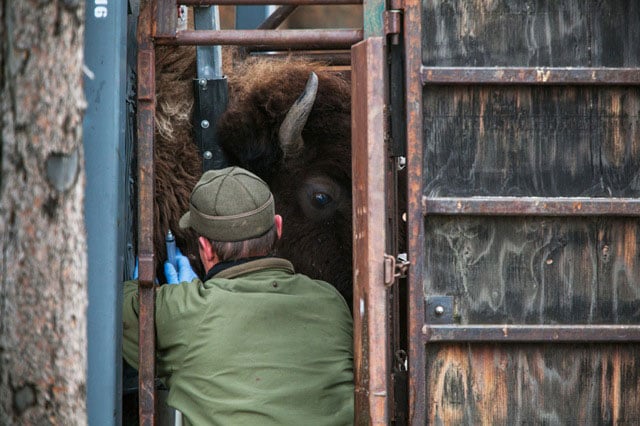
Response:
[166,230,177,269]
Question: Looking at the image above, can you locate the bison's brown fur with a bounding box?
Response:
[153,46,353,304]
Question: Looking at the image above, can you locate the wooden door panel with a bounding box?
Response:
[424,216,640,325]
[422,0,640,68]
[405,0,640,423]
[425,344,640,425]
[422,86,640,198]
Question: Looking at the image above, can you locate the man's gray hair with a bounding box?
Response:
[208,225,278,262]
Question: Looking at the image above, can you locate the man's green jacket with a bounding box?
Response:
[123,257,354,425]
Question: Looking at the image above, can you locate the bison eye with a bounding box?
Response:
[297,175,345,221]
[311,192,333,209]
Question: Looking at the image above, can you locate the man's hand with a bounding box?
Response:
[132,258,138,280]
[164,248,198,284]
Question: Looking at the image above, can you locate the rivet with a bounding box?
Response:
[434,305,444,316]
[199,78,207,88]
[203,151,213,160]
[272,281,278,288]
[201,120,210,129]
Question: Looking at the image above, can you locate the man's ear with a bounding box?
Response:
[198,236,214,261]
[274,214,283,239]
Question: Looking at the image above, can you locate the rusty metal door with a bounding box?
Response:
[402,1,640,424]
[352,36,390,425]
[351,2,410,423]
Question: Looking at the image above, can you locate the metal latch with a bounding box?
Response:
[383,253,410,286]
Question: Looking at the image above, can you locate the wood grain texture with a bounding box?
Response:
[422,0,640,67]
[425,344,640,425]
[424,217,640,325]
[423,86,640,198]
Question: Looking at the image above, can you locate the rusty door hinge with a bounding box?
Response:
[383,10,402,42]
[384,253,410,286]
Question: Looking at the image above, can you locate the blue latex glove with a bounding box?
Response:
[132,258,138,280]
[164,248,198,284]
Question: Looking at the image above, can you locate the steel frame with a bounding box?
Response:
[136,0,365,424]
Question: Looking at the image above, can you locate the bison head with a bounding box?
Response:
[216,59,353,305]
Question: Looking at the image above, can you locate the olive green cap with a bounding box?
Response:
[179,167,275,242]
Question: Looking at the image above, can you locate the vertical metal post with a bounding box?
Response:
[83,0,128,424]
[351,37,390,425]
[137,1,157,424]
[193,6,229,170]
[403,0,426,422]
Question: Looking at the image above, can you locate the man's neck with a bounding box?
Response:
[204,255,271,281]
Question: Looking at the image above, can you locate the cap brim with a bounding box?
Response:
[178,211,191,229]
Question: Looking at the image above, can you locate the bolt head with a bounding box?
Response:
[434,305,445,316]
[201,120,210,129]
[203,151,213,160]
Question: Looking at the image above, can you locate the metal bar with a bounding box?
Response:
[181,0,361,4]
[352,37,390,426]
[403,0,426,422]
[83,0,128,422]
[423,324,640,342]
[156,29,363,49]
[249,50,351,65]
[136,1,157,424]
[423,196,640,217]
[194,6,223,79]
[193,78,229,170]
[234,6,298,59]
[257,5,297,30]
[421,67,640,86]
[156,0,177,38]
[236,5,271,29]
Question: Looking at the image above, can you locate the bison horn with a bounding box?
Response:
[278,72,318,158]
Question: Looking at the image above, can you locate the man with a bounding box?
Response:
[122,167,354,425]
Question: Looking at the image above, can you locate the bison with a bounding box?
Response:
[152,46,353,305]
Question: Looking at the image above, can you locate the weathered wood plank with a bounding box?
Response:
[422,86,640,198]
[424,217,640,325]
[425,344,640,425]
[422,0,640,67]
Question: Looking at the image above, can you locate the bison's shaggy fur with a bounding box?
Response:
[153,47,353,304]
[153,46,202,276]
